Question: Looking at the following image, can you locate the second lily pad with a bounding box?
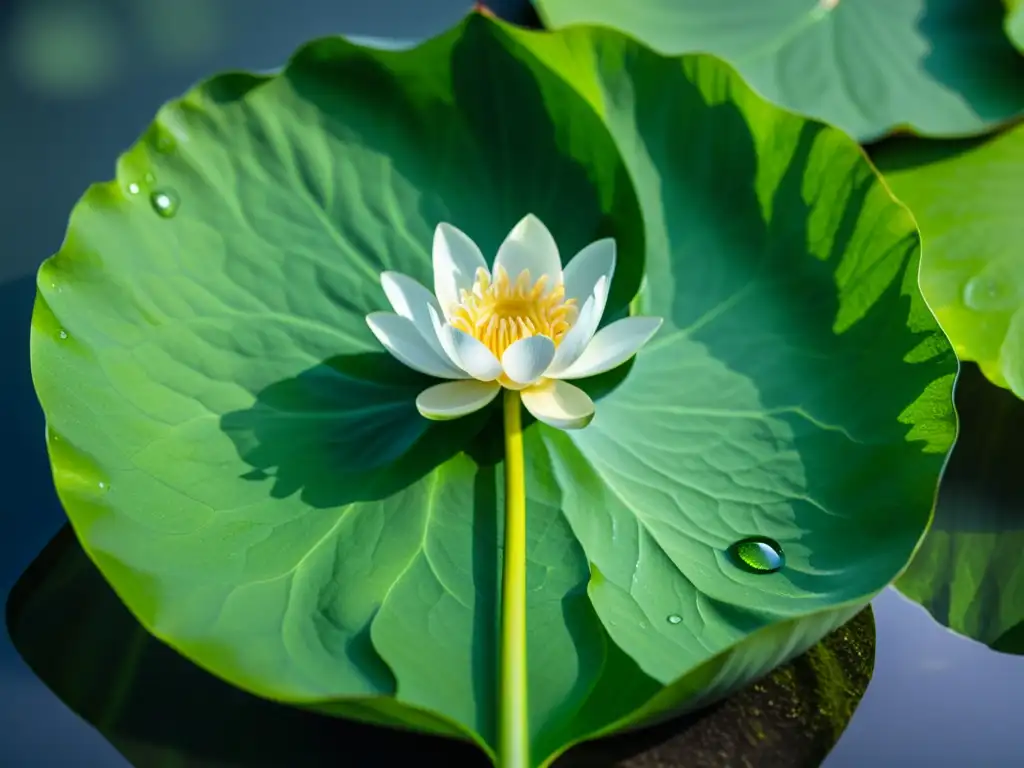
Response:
[533,0,1024,141]
[873,126,1024,397]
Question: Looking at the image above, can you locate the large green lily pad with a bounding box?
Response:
[532,0,1024,141]
[873,126,1024,397]
[896,363,1024,655]
[5,525,875,768]
[29,13,955,767]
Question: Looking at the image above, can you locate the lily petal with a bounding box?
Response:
[448,328,504,381]
[492,214,562,287]
[562,238,616,318]
[417,379,501,421]
[546,276,607,377]
[427,305,501,380]
[428,305,503,381]
[427,304,465,371]
[502,335,556,386]
[434,223,488,319]
[521,379,595,430]
[554,316,664,380]
[366,312,469,379]
[381,271,449,359]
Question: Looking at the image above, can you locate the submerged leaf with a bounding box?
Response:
[896,364,1024,655]
[532,0,1024,141]
[29,13,954,766]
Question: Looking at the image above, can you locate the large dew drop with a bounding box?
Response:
[727,536,785,574]
[963,273,1019,312]
[150,189,180,218]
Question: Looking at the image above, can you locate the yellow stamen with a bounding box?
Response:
[449,266,577,364]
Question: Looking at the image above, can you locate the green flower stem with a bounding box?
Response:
[499,388,529,768]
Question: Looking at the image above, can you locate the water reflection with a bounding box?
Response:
[825,589,1024,766]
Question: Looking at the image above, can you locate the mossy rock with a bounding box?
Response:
[560,607,875,767]
[7,526,874,767]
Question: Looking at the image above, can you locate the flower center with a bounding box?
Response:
[449,266,577,361]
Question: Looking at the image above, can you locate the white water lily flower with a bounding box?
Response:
[366,214,663,430]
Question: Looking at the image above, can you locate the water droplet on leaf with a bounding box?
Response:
[144,172,156,184]
[98,481,107,491]
[666,614,682,625]
[127,182,140,195]
[150,189,179,218]
[58,330,68,339]
[728,537,785,574]
[963,273,1019,312]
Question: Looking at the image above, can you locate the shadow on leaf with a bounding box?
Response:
[220,351,491,509]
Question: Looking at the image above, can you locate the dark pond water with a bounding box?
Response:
[2,1,1023,765]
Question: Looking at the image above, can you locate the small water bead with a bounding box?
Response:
[727,536,785,574]
[98,481,107,491]
[666,614,682,625]
[127,182,140,195]
[150,189,180,218]
[144,172,156,184]
[58,330,68,339]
